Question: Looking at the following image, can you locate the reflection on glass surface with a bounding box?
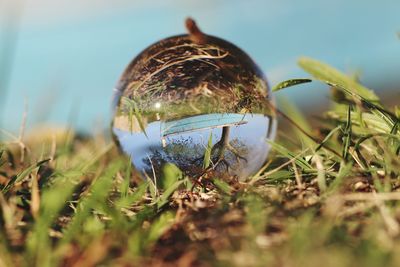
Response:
[112,19,277,179]
[113,113,275,179]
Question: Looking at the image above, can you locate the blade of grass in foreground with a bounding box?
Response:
[268,140,313,171]
[203,132,213,169]
[298,57,379,102]
[120,157,132,197]
[116,181,149,209]
[157,179,184,209]
[26,179,76,267]
[272,78,312,92]
[213,178,233,195]
[160,163,183,190]
[2,159,50,193]
[61,160,123,243]
[342,105,352,160]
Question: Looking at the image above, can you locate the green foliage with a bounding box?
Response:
[0,57,399,266]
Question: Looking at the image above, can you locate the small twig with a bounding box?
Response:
[248,159,272,182]
[30,172,40,219]
[312,154,326,192]
[292,161,304,190]
[50,133,57,162]
[185,17,207,44]
[147,155,158,197]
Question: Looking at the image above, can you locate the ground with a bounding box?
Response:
[0,58,399,267]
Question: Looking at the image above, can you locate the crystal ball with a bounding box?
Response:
[112,19,277,180]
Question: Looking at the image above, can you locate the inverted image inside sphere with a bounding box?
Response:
[112,19,276,180]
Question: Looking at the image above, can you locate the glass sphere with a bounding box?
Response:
[112,22,276,180]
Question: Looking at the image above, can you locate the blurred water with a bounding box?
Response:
[1,0,399,133]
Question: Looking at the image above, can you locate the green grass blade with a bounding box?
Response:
[121,97,148,138]
[147,211,175,243]
[116,181,149,209]
[298,57,379,102]
[2,159,50,193]
[62,160,122,242]
[157,179,184,210]
[342,105,352,160]
[203,133,213,169]
[272,78,312,92]
[120,158,132,197]
[213,178,233,195]
[268,140,313,171]
[26,179,76,267]
[160,163,182,190]
[315,125,341,152]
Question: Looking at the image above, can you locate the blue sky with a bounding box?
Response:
[1,0,399,133]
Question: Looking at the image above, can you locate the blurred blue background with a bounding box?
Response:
[1,0,399,133]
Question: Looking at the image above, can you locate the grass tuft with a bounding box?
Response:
[0,57,399,266]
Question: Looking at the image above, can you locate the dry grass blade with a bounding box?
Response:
[249,148,310,185]
[30,173,40,219]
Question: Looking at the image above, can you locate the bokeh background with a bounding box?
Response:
[1,0,399,134]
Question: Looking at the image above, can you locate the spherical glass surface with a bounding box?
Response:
[112,32,276,180]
